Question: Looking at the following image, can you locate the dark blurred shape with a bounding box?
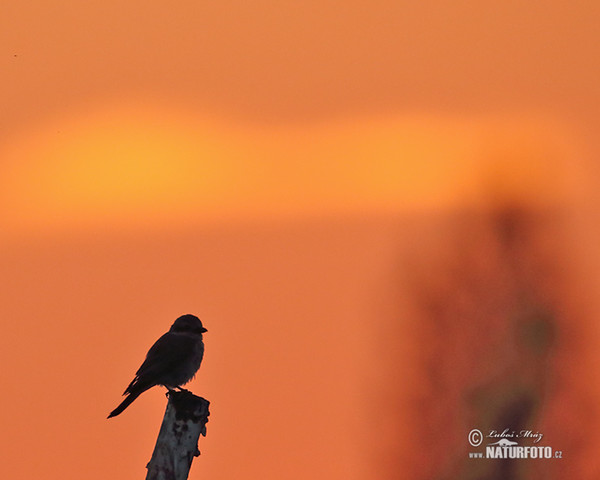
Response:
[380,204,573,480]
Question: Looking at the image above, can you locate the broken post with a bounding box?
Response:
[146,391,210,480]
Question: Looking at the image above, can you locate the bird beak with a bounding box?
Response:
[201,327,208,333]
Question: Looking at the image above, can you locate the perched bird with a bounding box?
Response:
[108,314,207,418]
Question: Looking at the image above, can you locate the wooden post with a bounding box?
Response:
[146,391,210,480]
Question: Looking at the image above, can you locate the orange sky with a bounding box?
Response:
[1,1,599,480]
[0,103,582,236]
[2,1,599,132]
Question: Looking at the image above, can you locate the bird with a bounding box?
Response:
[108,314,207,418]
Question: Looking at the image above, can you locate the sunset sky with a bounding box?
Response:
[1,1,599,479]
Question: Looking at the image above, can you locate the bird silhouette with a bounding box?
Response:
[108,314,207,418]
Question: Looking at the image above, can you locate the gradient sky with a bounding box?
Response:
[1,1,599,479]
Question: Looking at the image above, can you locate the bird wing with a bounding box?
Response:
[124,332,198,393]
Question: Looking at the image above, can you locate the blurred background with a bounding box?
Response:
[1,1,599,479]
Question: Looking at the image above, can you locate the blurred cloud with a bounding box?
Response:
[0,103,582,236]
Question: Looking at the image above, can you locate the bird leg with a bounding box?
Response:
[165,386,177,397]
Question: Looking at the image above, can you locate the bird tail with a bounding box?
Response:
[108,388,146,418]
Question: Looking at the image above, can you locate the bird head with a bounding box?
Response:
[170,314,208,334]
